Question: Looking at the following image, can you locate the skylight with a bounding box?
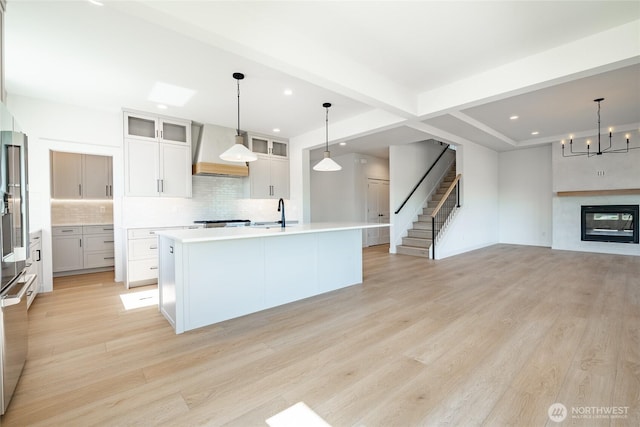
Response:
[148,82,196,107]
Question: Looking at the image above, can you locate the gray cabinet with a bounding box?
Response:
[52,225,114,274]
[51,152,112,199]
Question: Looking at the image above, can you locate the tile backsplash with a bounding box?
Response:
[51,200,114,225]
[123,176,296,227]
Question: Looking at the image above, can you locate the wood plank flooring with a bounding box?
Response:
[1,244,638,426]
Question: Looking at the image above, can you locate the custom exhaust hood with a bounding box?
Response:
[191,122,249,177]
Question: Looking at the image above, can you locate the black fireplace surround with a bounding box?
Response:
[581,205,639,244]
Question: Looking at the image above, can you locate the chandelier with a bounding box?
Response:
[561,98,635,157]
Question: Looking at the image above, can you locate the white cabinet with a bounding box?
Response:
[247,135,289,199]
[126,225,202,288]
[51,152,112,199]
[52,224,114,274]
[124,111,192,198]
[124,112,190,144]
[52,226,83,272]
[26,230,43,309]
[249,135,288,159]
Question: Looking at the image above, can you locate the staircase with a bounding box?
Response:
[396,163,457,258]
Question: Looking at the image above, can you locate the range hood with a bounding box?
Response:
[191,122,249,177]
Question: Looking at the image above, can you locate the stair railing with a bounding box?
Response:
[394,143,450,215]
[431,174,461,259]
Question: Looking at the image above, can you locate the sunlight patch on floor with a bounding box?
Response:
[266,402,332,427]
[119,289,158,310]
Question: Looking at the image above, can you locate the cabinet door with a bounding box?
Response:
[249,136,270,157]
[52,236,83,272]
[159,143,192,198]
[125,112,158,141]
[270,158,290,199]
[125,140,160,196]
[271,140,288,158]
[82,154,111,199]
[249,158,272,199]
[51,152,82,199]
[160,119,190,144]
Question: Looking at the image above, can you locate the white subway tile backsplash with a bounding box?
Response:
[122,176,296,227]
[51,200,114,225]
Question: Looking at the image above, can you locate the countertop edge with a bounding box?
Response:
[155,222,390,243]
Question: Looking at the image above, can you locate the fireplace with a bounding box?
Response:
[581,205,639,244]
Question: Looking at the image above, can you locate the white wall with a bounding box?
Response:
[389,140,454,253]
[498,145,552,247]
[435,141,499,259]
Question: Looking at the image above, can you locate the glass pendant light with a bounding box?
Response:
[313,102,342,172]
[220,72,258,162]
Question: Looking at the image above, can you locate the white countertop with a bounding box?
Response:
[155,222,390,243]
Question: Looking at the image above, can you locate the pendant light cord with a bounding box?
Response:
[325,106,329,150]
[237,79,241,137]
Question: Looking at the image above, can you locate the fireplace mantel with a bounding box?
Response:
[556,188,640,197]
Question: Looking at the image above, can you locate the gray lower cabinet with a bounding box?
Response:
[52,224,114,274]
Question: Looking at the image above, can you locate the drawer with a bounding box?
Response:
[52,226,82,236]
[128,258,159,282]
[128,228,163,239]
[84,235,115,251]
[128,238,158,260]
[84,251,115,269]
[83,225,114,235]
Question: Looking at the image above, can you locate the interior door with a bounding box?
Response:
[366,179,390,246]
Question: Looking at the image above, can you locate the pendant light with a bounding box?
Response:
[313,102,342,172]
[220,72,258,162]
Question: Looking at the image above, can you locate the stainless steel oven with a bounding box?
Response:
[0,273,34,414]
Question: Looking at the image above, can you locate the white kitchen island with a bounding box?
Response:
[155,222,388,334]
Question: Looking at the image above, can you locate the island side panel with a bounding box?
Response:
[158,236,178,331]
[263,233,319,309]
[316,229,363,292]
[184,239,266,332]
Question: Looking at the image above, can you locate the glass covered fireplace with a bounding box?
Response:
[581,205,639,244]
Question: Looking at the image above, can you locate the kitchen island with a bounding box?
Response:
[155,222,389,334]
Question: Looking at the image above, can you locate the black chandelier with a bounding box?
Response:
[562,98,636,157]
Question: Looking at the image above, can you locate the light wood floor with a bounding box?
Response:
[2,244,638,426]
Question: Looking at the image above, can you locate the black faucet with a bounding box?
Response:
[277,198,286,228]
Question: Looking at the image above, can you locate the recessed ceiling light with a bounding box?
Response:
[148,82,196,107]
[284,89,293,96]
[531,131,539,135]
[273,128,280,133]
[510,115,519,120]
[157,104,167,110]
[88,0,104,5]
[339,142,347,146]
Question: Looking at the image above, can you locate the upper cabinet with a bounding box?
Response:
[51,152,112,199]
[124,111,190,145]
[124,111,192,198]
[247,135,289,199]
[248,135,288,159]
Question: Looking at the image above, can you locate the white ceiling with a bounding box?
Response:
[5,1,640,159]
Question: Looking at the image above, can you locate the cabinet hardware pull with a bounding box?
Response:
[79,238,82,247]
[61,230,74,232]
[149,245,157,249]
[26,263,32,268]
[169,246,174,254]
[150,266,158,270]
[79,184,82,196]
[106,185,109,196]
[148,231,155,235]
[26,291,33,297]
[103,240,114,243]
[157,179,160,193]
[161,179,164,193]
[104,257,115,260]
[103,228,113,231]
[36,250,41,261]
